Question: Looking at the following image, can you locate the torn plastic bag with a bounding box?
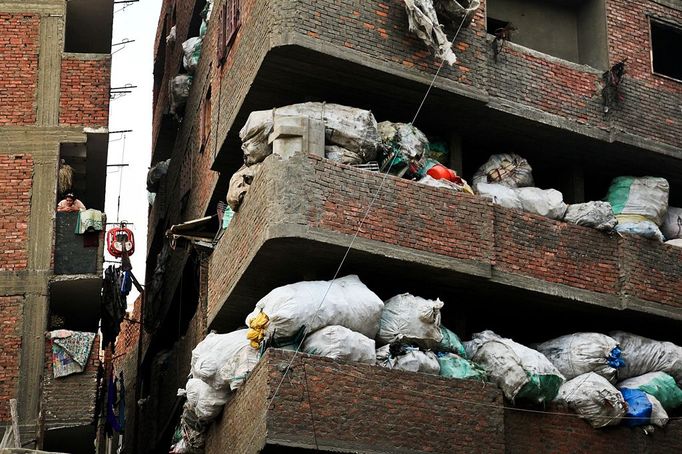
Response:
[476,183,523,210]
[179,405,206,453]
[180,378,230,422]
[240,103,380,166]
[376,345,440,374]
[437,352,486,381]
[190,329,260,390]
[514,187,567,220]
[169,74,192,115]
[465,330,564,404]
[472,153,534,189]
[610,331,682,385]
[661,207,682,240]
[324,145,363,165]
[620,388,652,427]
[303,325,376,364]
[436,326,467,358]
[554,372,626,428]
[377,293,444,348]
[564,201,617,231]
[146,159,170,192]
[245,275,384,346]
[182,37,202,73]
[618,372,682,410]
[378,122,429,175]
[403,0,457,65]
[226,163,261,211]
[606,176,669,226]
[534,333,624,383]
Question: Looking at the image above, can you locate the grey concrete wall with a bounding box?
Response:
[578,0,608,70]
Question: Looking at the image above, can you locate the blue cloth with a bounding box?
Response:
[621,388,652,427]
[607,346,625,369]
[120,271,132,296]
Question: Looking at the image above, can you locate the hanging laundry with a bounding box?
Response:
[75,209,105,234]
[49,330,96,378]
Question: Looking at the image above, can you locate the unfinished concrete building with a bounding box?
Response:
[135,0,682,453]
[0,0,113,451]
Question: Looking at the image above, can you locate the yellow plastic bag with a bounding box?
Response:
[246,312,269,349]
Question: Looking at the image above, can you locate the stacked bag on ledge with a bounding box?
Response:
[171,275,682,452]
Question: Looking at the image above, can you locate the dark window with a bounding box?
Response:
[486,17,509,35]
[200,87,212,152]
[218,0,241,66]
[651,20,682,81]
[189,0,207,37]
[64,0,114,53]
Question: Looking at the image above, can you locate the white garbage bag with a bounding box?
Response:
[534,333,624,383]
[182,37,202,73]
[472,153,534,189]
[377,293,444,348]
[606,176,669,226]
[226,163,262,211]
[465,330,564,403]
[239,103,380,166]
[190,329,260,390]
[661,207,682,240]
[245,275,384,344]
[618,372,682,410]
[615,219,665,241]
[514,187,567,220]
[376,345,440,374]
[169,75,192,115]
[554,372,626,428]
[564,201,617,231]
[609,331,682,385]
[181,378,230,422]
[303,325,376,364]
[648,394,670,428]
[475,183,523,210]
[325,145,363,165]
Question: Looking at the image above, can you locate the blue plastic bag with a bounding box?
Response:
[620,388,652,427]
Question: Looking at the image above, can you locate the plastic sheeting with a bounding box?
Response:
[436,326,467,358]
[190,329,260,391]
[403,0,457,65]
[226,163,261,211]
[240,103,380,166]
[465,330,564,404]
[564,201,618,231]
[535,333,623,383]
[303,325,376,364]
[610,331,682,385]
[618,372,682,410]
[377,293,444,348]
[376,345,440,374]
[554,372,626,428]
[245,275,384,344]
[472,153,534,189]
[438,352,486,381]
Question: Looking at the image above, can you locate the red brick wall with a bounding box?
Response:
[114,296,142,369]
[0,154,33,271]
[0,14,39,125]
[0,296,23,422]
[59,57,111,127]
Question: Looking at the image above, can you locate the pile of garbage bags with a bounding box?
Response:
[172,275,682,452]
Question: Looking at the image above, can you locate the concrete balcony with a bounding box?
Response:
[208,154,682,343]
[205,349,682,454]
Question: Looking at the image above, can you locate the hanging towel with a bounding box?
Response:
[75,209,105,234]
[50,330,96,378]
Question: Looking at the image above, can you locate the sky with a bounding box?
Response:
[105,0,162,308]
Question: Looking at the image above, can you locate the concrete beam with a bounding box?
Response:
[0,1,64,14]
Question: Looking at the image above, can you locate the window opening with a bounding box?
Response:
[200,87,212,152]
[650,19,682,81]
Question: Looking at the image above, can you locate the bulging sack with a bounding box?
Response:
[182,37,202,73]
[303,325,376,364]
[226,163,261,211]
[554,372,626,428]
[472,153,534,189]
[564,201,617,231]
[534,333,624,383]
[606,176,669,226]
[618,372,682,410]
[475,183,523,210]
[661,207,682,240]
[245,275,384,345]
[181,378,230,422]
[610,331,682,385]
[465,330,564,404]
[377,293,444,348]
[190,329,260,390]
[514,187,567,220]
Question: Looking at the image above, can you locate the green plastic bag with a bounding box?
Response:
[438,353,487,381]
[436,326,467,358]
[619,372,682,410]
[515,373,563,404]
